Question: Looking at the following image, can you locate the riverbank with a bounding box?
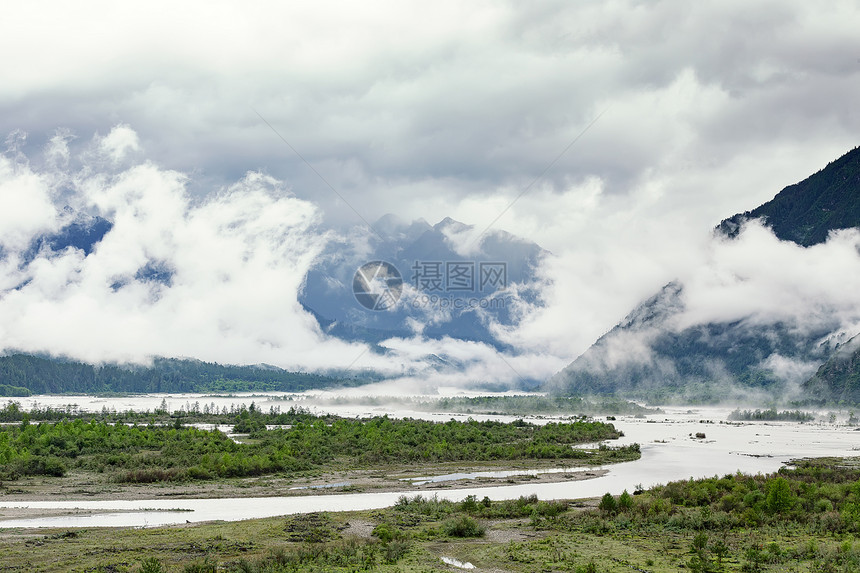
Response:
[2,457,860,572]
[0,459,608,511]
[5,405,860,530]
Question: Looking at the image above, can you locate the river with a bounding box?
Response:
[1,394,857,528]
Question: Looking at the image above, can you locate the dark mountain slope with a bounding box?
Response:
[547,283,834,402]
[718,146,860,246]
[550,145,860,402]
[803,336,860,404]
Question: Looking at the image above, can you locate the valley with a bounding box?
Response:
[1,396,860,572]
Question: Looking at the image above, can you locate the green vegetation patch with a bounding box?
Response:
[728,408,816,422]
[0,411,634,482]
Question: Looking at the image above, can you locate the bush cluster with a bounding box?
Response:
[0,414,635,482]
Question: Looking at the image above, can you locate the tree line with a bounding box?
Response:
[0,353,348,395]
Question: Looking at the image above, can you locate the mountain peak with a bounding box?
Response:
[373,214,433,242]
[434,217,472,233]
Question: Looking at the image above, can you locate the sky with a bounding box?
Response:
[1,1,859,389]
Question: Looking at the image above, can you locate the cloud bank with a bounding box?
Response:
[1,2,859,389]
[0,129,561,389]
[0,129,346,367]
[2,126,859,395]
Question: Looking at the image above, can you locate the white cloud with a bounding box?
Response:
[1,123,859,392]
[676,222,860,333]
[0,2,859,386]
[0,130,560,389]
[0,156,59,251]
[97,125,140,164]
[0,136,343,367]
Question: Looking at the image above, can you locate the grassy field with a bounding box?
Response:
[2,458,860,572]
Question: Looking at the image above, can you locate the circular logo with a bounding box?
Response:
[353,261,403,311]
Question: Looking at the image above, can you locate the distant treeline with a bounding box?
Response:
[424,395,657,416]
[0,353,350,395]
[308,394,658,416]
[0,400,330,427]
[727,408,816,422]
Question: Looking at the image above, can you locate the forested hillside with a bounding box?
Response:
[550,146,860,403]
[718,146,860,246]
[0,354,347,395]
[803,336,860,403]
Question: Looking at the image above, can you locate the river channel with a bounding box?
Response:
[1,395,857,528]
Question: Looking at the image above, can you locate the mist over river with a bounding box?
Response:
[1,393,857,528]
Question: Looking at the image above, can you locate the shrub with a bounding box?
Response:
[841,501,860,530]
[27,456,66,477]
[394,494,454,519]
[183,557,217,573]
[443,515,485,538]
[185,466,213,480]
[138,558,167,573]
[460,494,479,513]
[534,500,567,517]
[372,523,405,542]
[618,489,633,512]
[815,498,833,512]
[765,477,796,513]
[743,490,765,510]
[598,492,617,514]
[118,468,185,483]
[383,540,411,564]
